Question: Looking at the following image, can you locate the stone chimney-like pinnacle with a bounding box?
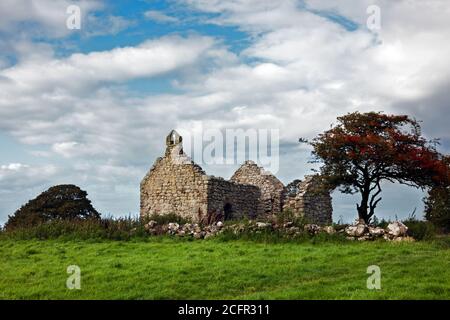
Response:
[165,129,184,158]
[166,129,182,147]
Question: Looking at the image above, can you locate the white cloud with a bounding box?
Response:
[0,35,217,150]
[85,14,135,36]
[144,10,179,23]
[52,141,80,158]
[0,35,215,95]
[0,163,30,171]
[178,0,450,138]
[2,0,450,223]
[0,0,103,38]
[0,163,59,193]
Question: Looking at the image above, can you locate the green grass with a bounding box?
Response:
[0,238,449,299]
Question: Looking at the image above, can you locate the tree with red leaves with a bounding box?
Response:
[308,112,449,223]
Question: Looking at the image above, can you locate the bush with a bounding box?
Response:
[371,215,389,228]
[0,216,147,241]
[424,186,450,233]
[5,185,100,230]
[272,209,310,227]
[403,217,436,240]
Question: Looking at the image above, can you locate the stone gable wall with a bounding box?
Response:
[230,160,285,215]
[140,154,210,221]
[283,175,332,225]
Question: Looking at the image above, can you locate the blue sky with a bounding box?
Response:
[1,0,450,225]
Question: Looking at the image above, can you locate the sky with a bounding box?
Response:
[1,0,449,225]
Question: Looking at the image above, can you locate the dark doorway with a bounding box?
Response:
[224,203,232,220]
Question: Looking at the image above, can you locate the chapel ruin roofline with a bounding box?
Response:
[144,129,323,186]
[155,129,282,185]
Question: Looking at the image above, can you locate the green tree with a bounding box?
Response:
[5,184,100,230]
[425,154,450,232]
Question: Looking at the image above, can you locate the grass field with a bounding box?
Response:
[0,238,449,299]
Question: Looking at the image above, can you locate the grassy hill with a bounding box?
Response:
[0,238,449,299]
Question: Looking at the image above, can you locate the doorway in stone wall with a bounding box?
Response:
[224,203,233,220]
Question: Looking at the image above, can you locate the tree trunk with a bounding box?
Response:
[357,186,370,223]
[357,181,382,224]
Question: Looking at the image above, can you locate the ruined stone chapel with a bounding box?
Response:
[140,130,332,225]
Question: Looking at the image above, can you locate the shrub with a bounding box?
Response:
[5,185,100,230]
[272,209,310,227]
[198,211,223,226]
[99,215,147,240]
[424,186,450,233]
[0,216,147,241]
[371,216,389,228]
[403,217,436,240]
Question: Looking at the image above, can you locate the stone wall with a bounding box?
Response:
[230,160,285,215]
[140,154,210,221]
[207,176,261,220]
[283,175,332,225]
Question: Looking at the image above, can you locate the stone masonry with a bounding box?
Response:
[140,130,332,224]
[283,176,333,225]
[230,160,285,215]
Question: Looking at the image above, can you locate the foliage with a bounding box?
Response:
[371,215,389,228]
[1,216,146,241]
[402,216,437,240]
[5,185,100,230]
[307,112,449,223]
[197,211,223,226]
[272,209,310,227]
[424,185,450,233]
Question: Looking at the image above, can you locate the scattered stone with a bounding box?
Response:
[168,222,179,231]
[204,232,214,239]
[286,226,300,235]
[193,231,204,239]
[142,217,416,242]
[345,222,367,237]
[341,219,412,241]
[256,222,271,229]
[323,225,336,234]
[368,226,385,237]
[283,221,294,228]
[387,221,408,237]
[357,235,372,241]
[144,220,158,230]
[395,236,415,242]
[304,224,321,235]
